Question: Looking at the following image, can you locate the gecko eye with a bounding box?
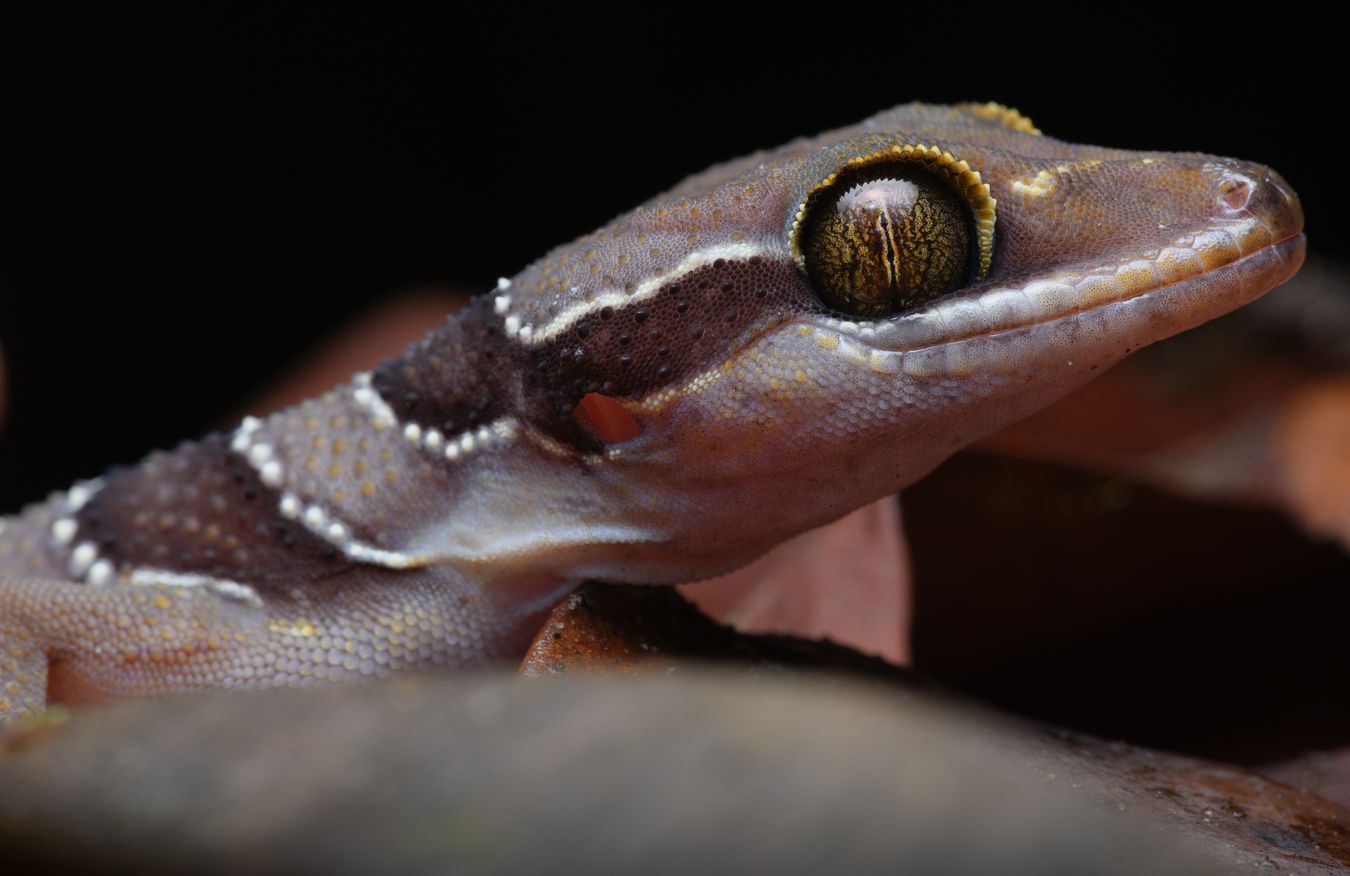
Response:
[799,164,971,316]
[790,146,996,317]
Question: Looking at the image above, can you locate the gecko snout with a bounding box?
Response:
[1215,160,1304,243]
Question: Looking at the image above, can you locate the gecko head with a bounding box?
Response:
[496,103,1304,582]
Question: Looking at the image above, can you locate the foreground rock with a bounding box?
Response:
[1,673,1216,876]
[2,584,1347,874]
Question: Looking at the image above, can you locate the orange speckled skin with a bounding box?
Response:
[0,103,1304,724]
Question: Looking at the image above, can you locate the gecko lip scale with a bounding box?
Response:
[811,229,1306,359]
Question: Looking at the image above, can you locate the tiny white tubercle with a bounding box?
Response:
[260,460,284,488]
[52,518,78,546]
[87,560,114,586]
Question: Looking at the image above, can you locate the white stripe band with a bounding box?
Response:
[521,242,768,345]
[127,568,264,607]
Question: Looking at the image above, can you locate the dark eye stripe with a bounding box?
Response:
[368,259,814,452]
[522,258,812,437]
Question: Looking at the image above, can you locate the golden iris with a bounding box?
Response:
[801,164,970,316]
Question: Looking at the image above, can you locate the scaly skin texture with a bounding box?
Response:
[0,103,1304,724]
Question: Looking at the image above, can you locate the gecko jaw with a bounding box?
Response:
[797,232,1305,383]
[854,218,1303,356]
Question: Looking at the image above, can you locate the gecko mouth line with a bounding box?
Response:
[814,231,1306,355]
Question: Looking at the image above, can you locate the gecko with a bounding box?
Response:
[0,102,1304,724]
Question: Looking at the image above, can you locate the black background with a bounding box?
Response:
[2,8,1337,507]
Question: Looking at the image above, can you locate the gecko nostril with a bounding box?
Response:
[1218,175,1253,211]
[1226,164,1304,238]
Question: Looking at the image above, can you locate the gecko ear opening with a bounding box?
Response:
[575,392,642,443]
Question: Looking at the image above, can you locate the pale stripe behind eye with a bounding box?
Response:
[507,242,771,346]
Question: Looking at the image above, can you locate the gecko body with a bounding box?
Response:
[0,103,1304,722]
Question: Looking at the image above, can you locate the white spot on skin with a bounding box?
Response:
[327,522,347,541]
[444,444,461,461]
[494,295,511,315]
[69,541,98,577]
[304,506,326,527]
[260,460,284,488]
[424,429,443,449]
[460,433,476,453]
[231,417,264,454]
[51,518,78,546]
[496,277,512,291]
[403,423,422,443]
[504,315,521,337]
[66,481,100,512]
[280,494,301,518]
[87,559,114,586]
[350,372,400,432]
[248,443,274,467]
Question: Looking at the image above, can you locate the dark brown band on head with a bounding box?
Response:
[369,258,815,450]
[520,257,814,436]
